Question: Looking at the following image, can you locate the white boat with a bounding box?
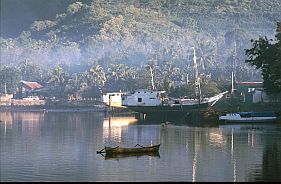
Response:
[121,47,228,119]
[219,111,277,123]
[121,89,228,114]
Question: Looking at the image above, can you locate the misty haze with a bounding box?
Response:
[1,0,281,182]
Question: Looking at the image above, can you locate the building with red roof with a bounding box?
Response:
[18,80,43,99]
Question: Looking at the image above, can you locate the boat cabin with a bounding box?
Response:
[121,89,165,106]
[219,111,277,122]
[238,111,276,118]
[102,92,125,107]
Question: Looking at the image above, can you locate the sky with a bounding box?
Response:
[0,0,78,38]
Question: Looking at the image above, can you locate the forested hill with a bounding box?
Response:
[1,0,281,82]
[1,0,281,38]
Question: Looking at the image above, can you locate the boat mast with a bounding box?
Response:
[149,66,156,90]
[233,41,237,82]
[231,41,237,95]
[193,47,201,102]
[4,83,7,94]
[231,71,235,94]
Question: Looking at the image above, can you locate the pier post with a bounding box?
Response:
[138,112,146,121]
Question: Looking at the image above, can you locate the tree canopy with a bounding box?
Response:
[246,22,281,95]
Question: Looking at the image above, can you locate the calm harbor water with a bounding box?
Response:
[0,111,281,182]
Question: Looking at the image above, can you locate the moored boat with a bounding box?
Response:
[120,47,228,119]
[219,111,278,123]
[97,144,160,155]
[105,144,160,154]
[121,89,228,114]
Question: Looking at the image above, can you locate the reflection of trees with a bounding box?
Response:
[261,143,281,181]
[248,132,281,182]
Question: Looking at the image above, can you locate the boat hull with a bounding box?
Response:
[125,103,209,121]
[124,102,209,114]
[105,144,160,154]
[219,111,278,123]
[121,90,227,120]
[219,117,277,123]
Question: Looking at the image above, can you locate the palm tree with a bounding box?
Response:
[107,63,131,81]
[18,59,42,82]
[197,38,216,71]
[88,64,106,86]
[107,64,119,81]
[225,28,251,79]
[48,66,70,98]
[66,72,85,96]
[160,60,181,92]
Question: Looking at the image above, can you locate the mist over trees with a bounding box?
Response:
[1,0,281,98]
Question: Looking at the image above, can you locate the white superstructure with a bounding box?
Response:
[121,89,165,106]
[102,92,125,107]
[121,89,228,107]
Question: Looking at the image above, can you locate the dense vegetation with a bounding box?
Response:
[246,22,281,95]
[1,0,281,99]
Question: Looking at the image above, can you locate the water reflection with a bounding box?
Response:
[103,151,160,160]
[209,129,227,148]
[247,126,281,182]
[102,116,137,145]
[0,112,281,182]
[0,111,105,181]
[102,116,160,148]
[0,111,44,135]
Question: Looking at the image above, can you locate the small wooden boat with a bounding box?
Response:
[97,144,160,155]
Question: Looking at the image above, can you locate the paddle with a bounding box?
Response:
[96,148,105,154]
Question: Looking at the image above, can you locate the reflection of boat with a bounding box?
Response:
[104,151,160,160]
[103,116,137,128]
[219,111,277,123]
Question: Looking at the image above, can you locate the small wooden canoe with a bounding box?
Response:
[103,144,160,155]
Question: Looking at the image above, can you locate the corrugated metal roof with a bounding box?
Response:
[20,80,43,90]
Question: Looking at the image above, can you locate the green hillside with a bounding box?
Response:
[1,0,281,97]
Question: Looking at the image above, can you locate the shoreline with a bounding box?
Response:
[0,105,106,112]
[0,105,135,114]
